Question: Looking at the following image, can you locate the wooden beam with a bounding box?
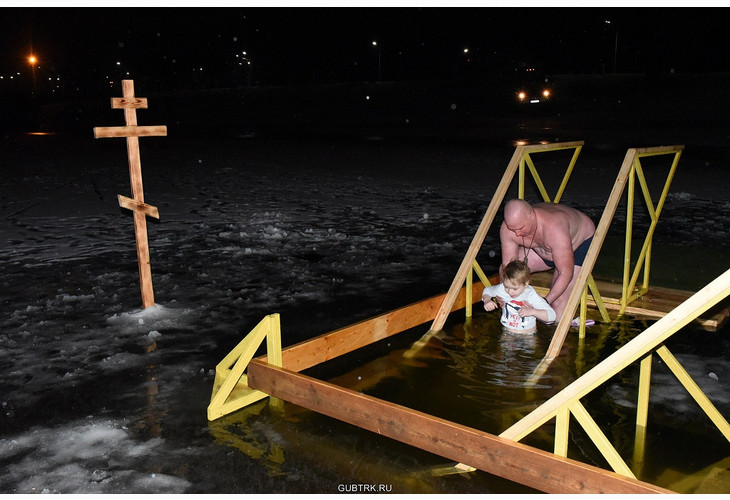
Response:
[247,360,671,494]
[93,125,167,138]
[117,195,159,219]
[259,283,484,373]
[543,148,635,359]
[429,145,524,332]
[111,97,148,109]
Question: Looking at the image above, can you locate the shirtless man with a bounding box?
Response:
[498,199,596,323]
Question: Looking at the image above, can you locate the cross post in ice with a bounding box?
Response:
[93,79,167,308]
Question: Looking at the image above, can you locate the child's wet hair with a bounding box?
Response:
[503,259,531,284]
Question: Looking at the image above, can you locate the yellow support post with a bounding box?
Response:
[578,285,588,339]
[466,267,473,319]
[633,354,653,477]
[554,406,570,457]
[207,314,282,421]
[622,159,637,313]
[518,156,526,199]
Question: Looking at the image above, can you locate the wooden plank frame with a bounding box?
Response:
[238,282,670,493]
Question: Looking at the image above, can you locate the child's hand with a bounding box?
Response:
[518,301,535,317]
[483,298,498,311]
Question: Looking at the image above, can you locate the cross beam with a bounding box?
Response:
[93,79,167,308]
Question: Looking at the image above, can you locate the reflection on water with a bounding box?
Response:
[208,312,730,493]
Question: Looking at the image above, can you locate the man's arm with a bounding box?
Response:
[544,231,575,305]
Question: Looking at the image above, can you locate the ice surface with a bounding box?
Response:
[1,110,729,493]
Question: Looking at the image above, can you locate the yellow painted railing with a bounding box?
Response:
[500,268,730,479]
[454,144,686,359]
[445,141,603,326]
[208,313,282,420]
[618,148,682,316]
[542,145,685,361]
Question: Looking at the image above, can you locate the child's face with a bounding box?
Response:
[503,278,528,298]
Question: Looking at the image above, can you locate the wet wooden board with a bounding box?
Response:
[248,359,671,494]
[258,282,486,373]
[528,271,728,331]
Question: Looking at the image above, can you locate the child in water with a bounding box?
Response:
[482,259,556,334]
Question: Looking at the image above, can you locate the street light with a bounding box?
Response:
[28,54,38,94]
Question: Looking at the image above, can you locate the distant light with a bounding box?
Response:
[28,55,37,64]
[116,61,121,66]
[372,41,377,46]
[463,48,469,54]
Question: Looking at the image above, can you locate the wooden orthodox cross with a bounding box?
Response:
[93,80,167,308]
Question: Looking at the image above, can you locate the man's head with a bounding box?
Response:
[504,199,535,238]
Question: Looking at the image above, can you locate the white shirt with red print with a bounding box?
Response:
[482,283,556,333]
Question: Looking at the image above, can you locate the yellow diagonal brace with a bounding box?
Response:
[525,154,551,202]
[587,274,611,322]
[553,145,582,203]
[472,260,493,287]
[656,345,730,442]
[570,400,635,478]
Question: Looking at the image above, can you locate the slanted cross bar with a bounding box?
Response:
[93,80,167,308]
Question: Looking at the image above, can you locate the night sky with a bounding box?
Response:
[2,6,730,98]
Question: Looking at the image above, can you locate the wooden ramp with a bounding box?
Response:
[529,271,729,331]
